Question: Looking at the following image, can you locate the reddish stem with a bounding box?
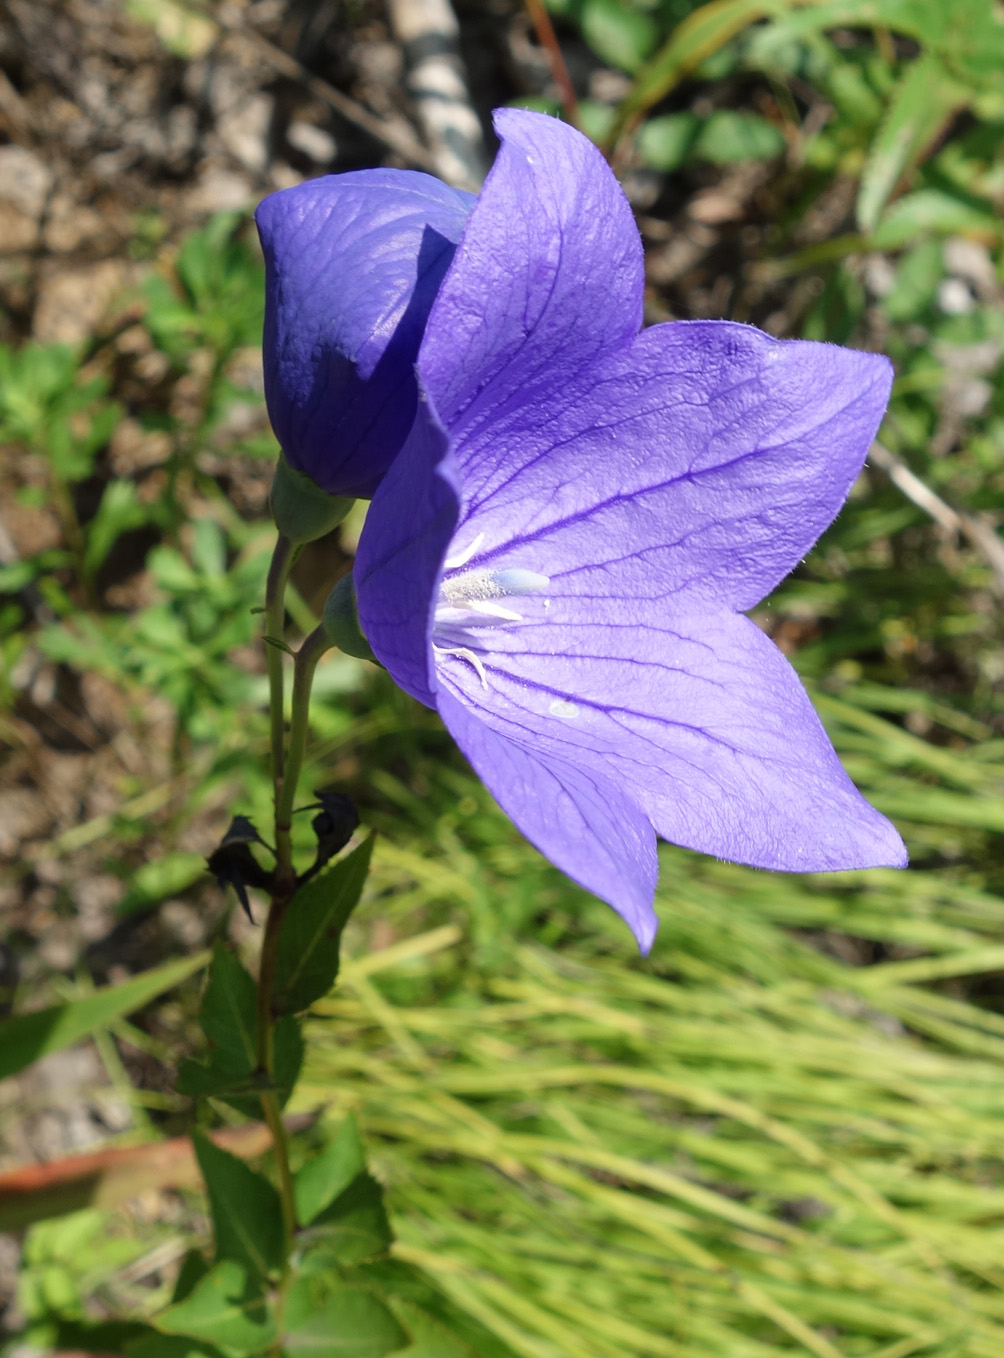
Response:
[525,0,580,127]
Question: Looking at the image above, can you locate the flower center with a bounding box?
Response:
[433,536,549,688]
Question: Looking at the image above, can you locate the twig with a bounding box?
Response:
[869,441,1004,596]
[387,0,487,190]
[524,0,580,128]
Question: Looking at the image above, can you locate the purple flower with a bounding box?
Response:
[354,110,907,951]
[256,170,473,499]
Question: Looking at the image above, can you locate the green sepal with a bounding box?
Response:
[322,573,378,663]
[270,455,354,544]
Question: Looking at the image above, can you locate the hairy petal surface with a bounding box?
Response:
[419,108,644,487]
[444,321,892,612]
[436,603,906,875]
[355,395,459,708]
[256,171,473,498]
[438,689,659,950]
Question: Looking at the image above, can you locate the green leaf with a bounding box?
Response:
[155,1260,275,1354]
[614,0,776,132]
[172,1252,211,1304]
[273,837,374,1014]
[385,1302,480,1358]
[581,0,657,73]
[128,1329,225,1358]
[284,1276,409,1358]
[82,478,151,581]
[294,1114,367,1226]
[353,1262,517,1358]
[871,186,1003,248]
[306,1173,394,1265]
[693,109,786,164]
[857,52,967,231]
[117,851,208,917]
[0,951,209,1083]
[882,238,943,322]
[638,112,701,171]
[191,1131,284,1279]
[177,942,298,1113]
[177,1015,301,1112]
[200,943,258,1077]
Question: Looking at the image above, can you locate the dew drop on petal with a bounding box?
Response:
[549,698,580,720]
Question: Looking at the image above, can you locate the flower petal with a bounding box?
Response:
[446,320,892,612]
[355,397,460,708]
[436,603,907,874]
[256,171,473,498]
[419,110,644,466]
[437,688,659,951]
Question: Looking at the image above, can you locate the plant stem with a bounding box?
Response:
[256,613,332,1293]
[274,623,332,893]
[265,534,295,795]
[525,0,580,128]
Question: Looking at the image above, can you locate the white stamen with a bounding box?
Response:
[443,532,485,571]
[468,599,524,622]
[434,540,550,696]
[434,644,489,688]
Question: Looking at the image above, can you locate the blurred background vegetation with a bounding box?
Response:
[1,0,1004,1354]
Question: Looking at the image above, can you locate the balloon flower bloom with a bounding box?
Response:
[266,109,907,950]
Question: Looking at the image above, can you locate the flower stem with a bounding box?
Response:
[274,624,332,894]
[255,617,332,1291]
[257,540,328,1301]
[265,534,295,795]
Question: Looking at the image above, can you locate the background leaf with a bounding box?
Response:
[0,952,209,1083]
[857,51,966,230]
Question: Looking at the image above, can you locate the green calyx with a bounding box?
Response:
[270,456,354,545]
[322,574,378,664]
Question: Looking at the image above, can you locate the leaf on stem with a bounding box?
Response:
[154,1259,276,1353]
[177,943,302,1112]
[273,836,375,1014]
[192,1131,285,1280]
[284,1273,408,1358]
[354,1260,519,1358]
[294,1113,366,1226]
[303,1172,394,1266]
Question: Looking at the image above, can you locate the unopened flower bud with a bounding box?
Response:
[270,455,353,545]
[322,573,377,663]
